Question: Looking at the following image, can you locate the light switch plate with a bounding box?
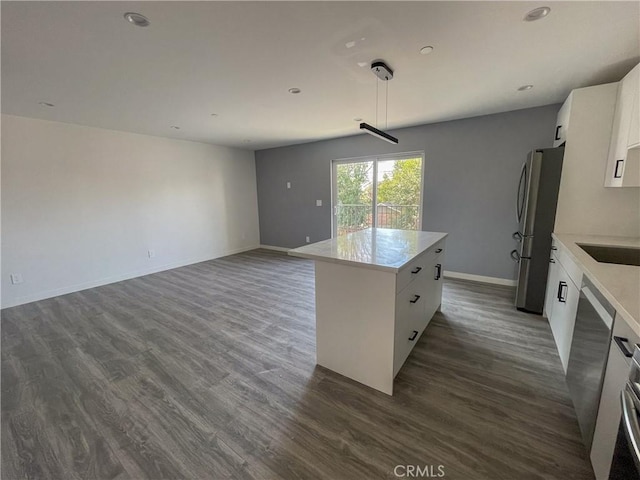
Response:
[10,273,24,285]
[286,182,291,189]
[316,200,322,206]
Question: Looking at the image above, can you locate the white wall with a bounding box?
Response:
[555,84,640,237]
[1,114,260,308]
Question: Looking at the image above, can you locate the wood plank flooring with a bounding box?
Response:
[1,249,594,479]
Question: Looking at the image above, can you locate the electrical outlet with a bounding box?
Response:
[316,200,322,206]
[148,249,156,258]
[305,236,310,243]
[10,273,24,285]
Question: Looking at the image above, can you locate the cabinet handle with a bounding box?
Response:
[411,266,422,274]
[410,295,421,304]
[551,246,557,251]
[434,263,442,280]
[409,330,418,341]
[557,281,568,303]
[555,125,562,141]
[614,159,624,179]
[614,336,634,358]
[550,258,555,263]
[435,248,443,253]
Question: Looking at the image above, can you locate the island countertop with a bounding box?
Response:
[288,228,448,273]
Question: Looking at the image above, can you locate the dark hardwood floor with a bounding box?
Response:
[1,249,593,479]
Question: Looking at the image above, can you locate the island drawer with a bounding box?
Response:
[393,275,429,375]
[396,241,445,294]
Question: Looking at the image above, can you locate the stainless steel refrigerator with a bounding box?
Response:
[512,147,564,313]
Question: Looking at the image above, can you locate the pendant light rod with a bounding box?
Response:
[376,75,379,128]
[385,80,389,129]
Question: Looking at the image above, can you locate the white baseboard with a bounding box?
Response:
[444,270,516,287]
[1,244,260,309]
[259,244,291,252]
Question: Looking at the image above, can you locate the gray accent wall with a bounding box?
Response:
[255,105,560,280]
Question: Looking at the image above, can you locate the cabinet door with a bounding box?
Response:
[424,260,443,323]
[544,253,559,319]
[548,267,580,373]
[591,316,637,479]
[605,65,639,187]
[553,94,572,147]
[423,243,445,325]
[623,68,640,187]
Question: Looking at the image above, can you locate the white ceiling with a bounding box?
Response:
[2,1,639,150]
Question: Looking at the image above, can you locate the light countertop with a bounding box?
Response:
[553,233,640,336]
[288,228,448,273]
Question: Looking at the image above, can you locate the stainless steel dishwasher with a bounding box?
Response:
[566,275,615,451]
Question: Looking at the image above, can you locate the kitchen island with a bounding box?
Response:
[289,228,447,395]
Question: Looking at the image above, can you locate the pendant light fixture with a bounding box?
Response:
[360,60,398,144]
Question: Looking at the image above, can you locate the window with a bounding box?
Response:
[331,152,424,237]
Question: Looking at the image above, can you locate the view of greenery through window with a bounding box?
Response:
[335,157,422,236]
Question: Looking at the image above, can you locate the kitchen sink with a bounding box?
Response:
[578,244,640,266]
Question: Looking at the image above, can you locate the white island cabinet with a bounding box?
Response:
[289,228,447,395]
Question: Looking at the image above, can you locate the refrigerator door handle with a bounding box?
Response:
[516,162,527,224]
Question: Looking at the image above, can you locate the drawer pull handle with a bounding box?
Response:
[409,330,418,341]
[550,258,555,263]
[410,295,421,304]
[551,246,557,251]
[435,248,443,253]
[434,264,442,280]
[557,281,568,303]
[614,336,634,358]
[411,267,422,274]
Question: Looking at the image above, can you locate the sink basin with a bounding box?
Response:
[578,244,640,266]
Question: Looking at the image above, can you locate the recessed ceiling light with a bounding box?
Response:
[354,117,363,122]
[288,88,301,94]
[419,46,434,55]
[124,12,150,27]
[345,41,356,49]
[38,101,54,107]
[357,61,368,68]
[524,7,550,22]
[170,125,181,130]
[518,84,534,91]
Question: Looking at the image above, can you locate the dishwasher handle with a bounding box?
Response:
[615,336,635,358]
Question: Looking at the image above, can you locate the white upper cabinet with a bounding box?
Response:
[605,64,640,187]
[553,93,573,147]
